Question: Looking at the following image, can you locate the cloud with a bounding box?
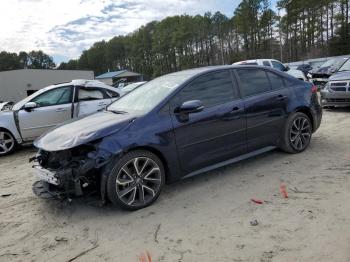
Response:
[0,0,238,63]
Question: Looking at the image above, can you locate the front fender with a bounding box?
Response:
[0,111,22,143]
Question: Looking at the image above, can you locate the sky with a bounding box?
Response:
[0,0,277,64]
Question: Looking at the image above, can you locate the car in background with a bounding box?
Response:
[0,80,121,155]
[296,64,313,76]
[309,56,349,89]
[320,58,350,108]
[234,59,307,81]
[119,81,146,95]
[31,65,322,210]
[307,58,329,70]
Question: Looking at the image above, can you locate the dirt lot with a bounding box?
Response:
[1,108,350,262]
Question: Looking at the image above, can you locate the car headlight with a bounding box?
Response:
[323,83,332,92]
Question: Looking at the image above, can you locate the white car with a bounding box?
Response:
[233,59,307,81]
[0,79,121,155]
[119,81,146,94]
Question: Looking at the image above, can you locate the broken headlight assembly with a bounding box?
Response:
[31,143,111,201]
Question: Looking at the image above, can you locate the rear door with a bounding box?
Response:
[76,87,112,117]
[18,86,73,140]
[234,68,290,151]
[170,70,246,174]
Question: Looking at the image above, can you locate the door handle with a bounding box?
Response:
[55,108,67,112]
[276,95,287,101]
[221,106,242,120]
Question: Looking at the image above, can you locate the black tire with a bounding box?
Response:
[107,150,165,211]
[0,128,17,156]
[280,112,312,154]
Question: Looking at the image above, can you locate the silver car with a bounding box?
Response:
[0,79,121,155]
[320,59,350,108]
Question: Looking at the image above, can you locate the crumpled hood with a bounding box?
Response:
[34,111,138,152]
[328,71,350,81]
[310,66,333,76]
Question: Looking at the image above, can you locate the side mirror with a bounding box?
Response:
[175,100,204,115]
[23,102,37,111]
[284,65,290,72]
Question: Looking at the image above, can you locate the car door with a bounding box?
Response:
[234,68,290,151]
[18,86,73,141]
[75,86,112,117]
[170,70,246,174]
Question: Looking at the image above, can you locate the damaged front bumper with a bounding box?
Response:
[31,146,113,202]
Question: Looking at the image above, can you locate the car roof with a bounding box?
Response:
[161,64,290,79]
[234,59,280,64]
[53,79,118,92]
[163,65,244,78]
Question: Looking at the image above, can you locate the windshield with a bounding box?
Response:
[320,58,347,69]
[338,58,350,72]
[320,59,335,68]
[107,74,185,113]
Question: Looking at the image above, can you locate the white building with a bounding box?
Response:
[0,69,94,102]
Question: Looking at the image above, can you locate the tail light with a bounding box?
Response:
[311,85,317,93]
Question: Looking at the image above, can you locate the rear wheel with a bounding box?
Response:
[107,150,165,211]
[280,112,312,154]
[0,129,16,156]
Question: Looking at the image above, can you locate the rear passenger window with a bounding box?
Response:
[105,89,120,98]
[78,87,105,101]
[263,61,271,67]
[266,71,285,90]
[177,70,237,108]
[236,69,271,97]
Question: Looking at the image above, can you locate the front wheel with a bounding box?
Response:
[107,150,165,211]
[280,112,312,154]
[0,129,16,156]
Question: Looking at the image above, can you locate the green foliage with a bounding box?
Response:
[277,0,350,60]
[0,50,56,71]
[12,0,349,77]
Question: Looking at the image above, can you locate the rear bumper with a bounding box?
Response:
[320,91,350,106]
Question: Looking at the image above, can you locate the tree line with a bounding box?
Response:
[1,0,349,78]
[0,50,55,71]
[59,0,350,78]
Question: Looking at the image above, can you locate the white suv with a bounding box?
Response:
[233,59,307,81]
[0,80,121,155]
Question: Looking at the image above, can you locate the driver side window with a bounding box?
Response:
[175,70,237,108]
[31,86,72,107]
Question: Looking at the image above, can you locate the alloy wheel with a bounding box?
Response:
[0,131,15,155]
[116,157,162,208]
[289,116,311,151]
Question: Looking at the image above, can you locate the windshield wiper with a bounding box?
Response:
[108,109,128,114]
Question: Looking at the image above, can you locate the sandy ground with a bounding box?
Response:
[0,108,350,262]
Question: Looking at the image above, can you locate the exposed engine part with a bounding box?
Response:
[32,144,111,201]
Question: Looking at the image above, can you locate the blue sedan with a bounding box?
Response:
[32,65,322,210]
